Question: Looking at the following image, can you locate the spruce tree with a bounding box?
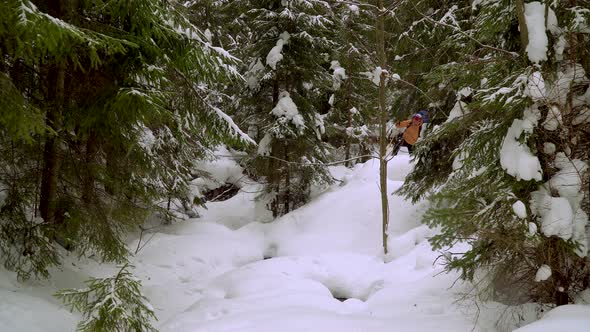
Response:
[0,0,248,280]
[56,264,157,332]
[396,0,590,306]
[327,2,378,166]
[220,0,338,217]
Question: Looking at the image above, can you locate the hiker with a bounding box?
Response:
[393,113,425,154]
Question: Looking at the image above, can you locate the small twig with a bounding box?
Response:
[134,226,145,255]
[134,225,160,255]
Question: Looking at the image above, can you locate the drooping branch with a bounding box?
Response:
[412,4,519,58]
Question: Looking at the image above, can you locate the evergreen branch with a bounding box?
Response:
[258,154,375,167]
[411,4,518,58]
[173,68,256,145]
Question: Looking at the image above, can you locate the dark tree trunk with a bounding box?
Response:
[39,63,65,224]
[377,0,389,255]
[343,76,353,167]
[82,130,99,204]
[39,0,76,223]
[283,143,290,215]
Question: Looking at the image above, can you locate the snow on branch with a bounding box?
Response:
[211,106,257,145]
[411,3,518,58]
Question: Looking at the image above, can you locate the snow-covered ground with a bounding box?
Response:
[1,150,589,332]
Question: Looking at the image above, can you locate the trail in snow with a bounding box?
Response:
[2,151,586,331]
[0,153,479,332]
[145,153,479,332]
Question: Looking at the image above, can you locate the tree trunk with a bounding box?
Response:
[40,0,77,224]
[269,140,281,218]
[283,143,290,215]
[344,74,353,167]
[377,0,389,256]
[39,63,65,224]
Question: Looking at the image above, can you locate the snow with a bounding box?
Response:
[514,305,590,332]
[542,105,561,131]
[330,60,347,90]
[266,32,290,70]
[192,146,245,191]
[0,287,77,332]
[458,87,473,97]
[526,71,546,101]
[554,35,567,60]
[204,28,212,42]
[543,142,556,155]
[570,7,590,33]
[246,58,265,90]
[528,222,538,236]
[445,100,469,123]
[534,264,552,282]
[572,209,589,257]
[314,113,326,138]
[271,91,305,130]
[137,125,156,155]
[513,200,527,219]
[211,106,257,145]
[2,152,586,332]
[370,67,386,86]
[257,133,273,156]
[548,64,587,106]
[524,3,550,63]
[543,153,589,256]
[500,107,543,181]
[549,153,588,205]
[540,196,574,239]
[0,154,481,332]
[158,160,476,332]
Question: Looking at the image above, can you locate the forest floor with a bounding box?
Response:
[1,148,588,331]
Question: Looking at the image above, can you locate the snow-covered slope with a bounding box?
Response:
[1,152,588,332]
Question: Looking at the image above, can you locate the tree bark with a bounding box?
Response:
[40,0,76,223]
[344,74,353,167]
[39,63,65,224]
[283,143,290,215]
[377,0,389,256]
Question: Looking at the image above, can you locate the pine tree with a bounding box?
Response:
[396,0,590,306]
[327,2,377,166]
[0,0,248,280]
[56,264,157,332]
[220,0,338,217]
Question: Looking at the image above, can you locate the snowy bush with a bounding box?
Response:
[55,264,158,332]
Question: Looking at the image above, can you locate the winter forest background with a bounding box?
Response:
[1,0,590,331]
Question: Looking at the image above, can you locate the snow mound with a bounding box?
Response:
[514,305,590,332]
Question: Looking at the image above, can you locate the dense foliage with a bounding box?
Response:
[395,0,590,306]
[1,1,589,330]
